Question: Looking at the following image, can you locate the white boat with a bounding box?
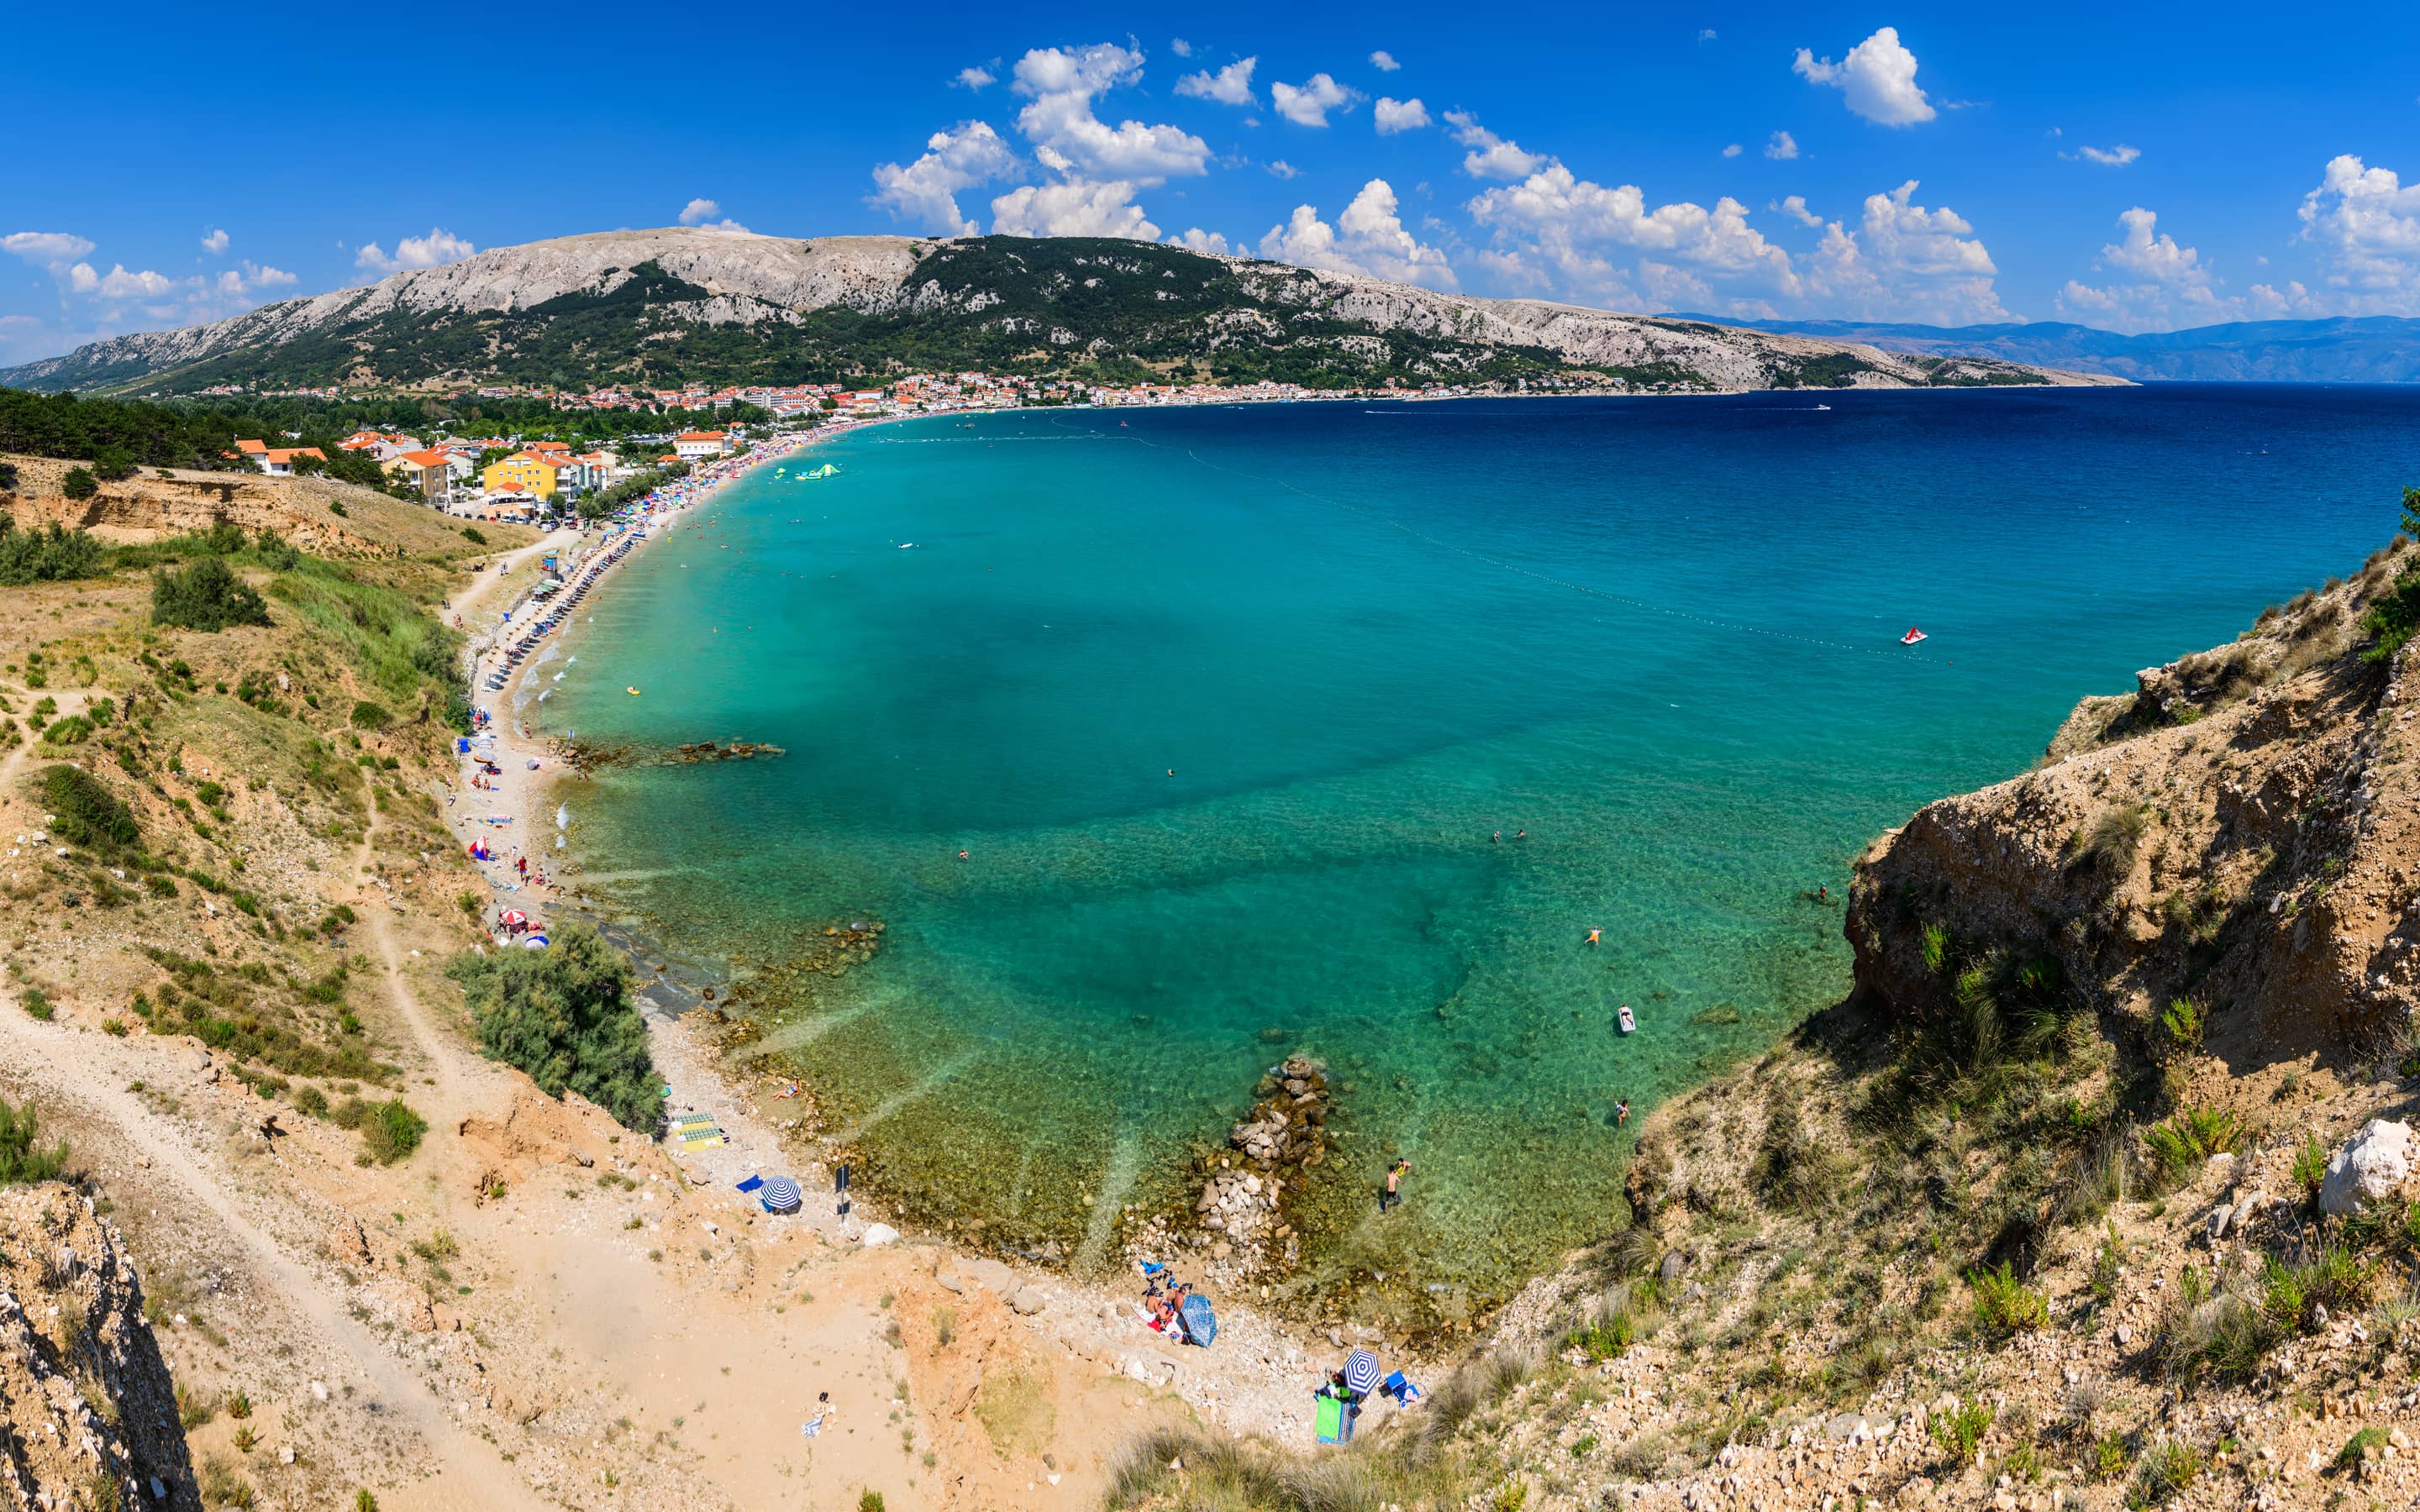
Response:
[1900,627,1928,645]
[1617,1005,1636,1035]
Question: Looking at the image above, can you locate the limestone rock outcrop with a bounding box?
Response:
[0,1183,198,1510]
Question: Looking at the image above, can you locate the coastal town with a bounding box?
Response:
[206,368,1581,519]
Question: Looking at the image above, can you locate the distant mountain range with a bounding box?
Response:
[0,228,2113,398]
[1660,313,2420,384]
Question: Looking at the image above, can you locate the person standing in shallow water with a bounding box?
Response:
[1379,1158,1410,1213]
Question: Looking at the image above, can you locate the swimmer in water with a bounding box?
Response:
[1586,928,1601,945]
[957,849,970,861]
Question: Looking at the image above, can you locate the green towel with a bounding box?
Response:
[1314,1394,1345,1444]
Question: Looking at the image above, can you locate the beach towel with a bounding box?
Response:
[1179,1294,1218,1347]
[736,1175,765,1194]
[1313,1394,1346,1445]
[669,1113,725,1150]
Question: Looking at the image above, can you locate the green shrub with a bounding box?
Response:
[22,988,55,1021]
[1565,1310,1634,1362]
[359,1100,428,1164]
[293,1085,329,1118]
[0,518,106,585]
[2262,1245,2373,1331]
[2091,1433,2130,1479]
[2158,998,2203,1050]
[447,921,662,1132]
[2337,1425,2390,1472]
[91,444,136,481]
[461,528,487,545]
[1920,922,1951,974]
[0,1096,71,1184]
[60,467,97,500]
[1928,1397,1992,1467]
[39,764,140,852]
[1969,1261,2049,1338]
[349,699,389,730]
[2291,1135,2328,1206]
[152,557,271,632]
[2128,1439,2202,1507]
[2070,804,2150,877]
[2144,1107,2244,1187]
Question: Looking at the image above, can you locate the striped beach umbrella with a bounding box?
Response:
[760,1176,802,1214]
[1343,1349,1380,1396]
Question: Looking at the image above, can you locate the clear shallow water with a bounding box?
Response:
[550,385,2420,1304]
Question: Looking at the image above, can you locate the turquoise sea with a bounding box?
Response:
[546,384,2420,1313]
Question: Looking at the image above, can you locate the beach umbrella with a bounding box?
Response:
[521,933,550,949]
[500,910,528,927]
[1343,1349,1380,1396]
[760,1176,802,1214]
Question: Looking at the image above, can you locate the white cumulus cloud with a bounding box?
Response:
[1012,43,1210,184]
[201,228,229,255]
[1801,180,2002,322]
[992,179,1160,240]
[355,228,476,274]
[1171,38,1192,58]
[1267,160,1299,180]
[1370,50,1401,71]
[3,232,97,265]
[1374,97,1430,134]
[674,198,751,232]
[1175,56,1257,107]
[69,263,176,298]
[1260,178,1456,289]
[1444,110,1548,180]
[1171,228,1234,255]
[2076,144,2140,166]
[2297,154,2420,311]
[1723,144,1743,158]
[955,65,996,90]
[1765,130,1800,160]
[1775,194,1823,228]
[870,122,1022,235]
[1271,72,1355,128]
[2054,207,2232,332]
[1792,26,1935,127]
[1467,165,1798,302]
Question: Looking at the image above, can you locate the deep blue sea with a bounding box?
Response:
[544,384,2420,1308]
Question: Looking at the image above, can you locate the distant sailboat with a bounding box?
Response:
[1901,627,1928,645]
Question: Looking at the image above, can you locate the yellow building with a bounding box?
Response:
[481,452,561,498]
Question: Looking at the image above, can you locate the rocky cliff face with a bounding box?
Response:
[0,228,2123,397]
[0,1184,198,1511]
[1847,543,2419,1072]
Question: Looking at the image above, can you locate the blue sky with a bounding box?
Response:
[8,2,2420,364]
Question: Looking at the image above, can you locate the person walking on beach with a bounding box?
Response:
[1379,1158,1410,1214]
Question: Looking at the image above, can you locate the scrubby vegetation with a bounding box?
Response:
[152,557,271,632]
[0,1095,71,1184]
[448,921,663,1132]
[40,764,140,851]
[0,517,107,584]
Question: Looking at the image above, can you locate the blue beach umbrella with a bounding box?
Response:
[1343,1349,1380,1396]
[760,1176,802,1214]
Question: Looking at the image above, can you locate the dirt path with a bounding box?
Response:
[0,1006,519,1512]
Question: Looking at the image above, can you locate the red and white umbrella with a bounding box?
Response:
[500,910,529,928]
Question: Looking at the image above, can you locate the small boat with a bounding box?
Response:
[626,686,641,696]
[1814,403,1832,411]
[1900,627,1928,645]
[899,542,916,549]
[1617,1005,1636,1035]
